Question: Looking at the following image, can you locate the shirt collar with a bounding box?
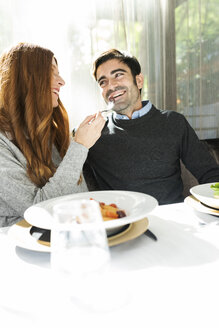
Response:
[114,100,152,120]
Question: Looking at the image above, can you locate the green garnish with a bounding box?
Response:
[210,183,219,191]
[210,183,219,198]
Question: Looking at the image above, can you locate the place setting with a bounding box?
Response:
[8,190,158,253]
[6,191,158,312]
[184,182,219,223]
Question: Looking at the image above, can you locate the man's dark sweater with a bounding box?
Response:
[84,103,219,205]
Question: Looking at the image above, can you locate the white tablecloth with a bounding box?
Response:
[1,202,219,328]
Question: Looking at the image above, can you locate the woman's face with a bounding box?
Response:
[51,57,65,108]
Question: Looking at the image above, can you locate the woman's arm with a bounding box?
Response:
[0,136,88,226]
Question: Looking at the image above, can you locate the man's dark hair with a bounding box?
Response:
[92,49,141,81]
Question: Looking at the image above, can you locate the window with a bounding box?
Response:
[175,0,219,139]
[0,0,218,138]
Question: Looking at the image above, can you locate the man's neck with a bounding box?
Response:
[114,100,151,120]
[117,101,142,119]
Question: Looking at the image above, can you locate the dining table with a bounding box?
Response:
[1,200,219,328]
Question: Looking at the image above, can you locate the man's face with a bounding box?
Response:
[96,59,143,116]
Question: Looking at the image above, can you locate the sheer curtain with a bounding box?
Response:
[175,0,219,139]
[0,0,218,137]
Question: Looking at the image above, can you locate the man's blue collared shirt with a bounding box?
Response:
[114,100,152,120]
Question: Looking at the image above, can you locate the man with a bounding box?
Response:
[83,49,219,205]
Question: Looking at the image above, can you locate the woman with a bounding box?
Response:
[0,42,105,227]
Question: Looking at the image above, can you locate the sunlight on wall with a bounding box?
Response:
[1,0,218,137]
[5,0,104,128]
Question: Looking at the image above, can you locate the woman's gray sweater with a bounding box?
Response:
[0,132,88,226]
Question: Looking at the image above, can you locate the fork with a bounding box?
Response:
[144,229,157,241]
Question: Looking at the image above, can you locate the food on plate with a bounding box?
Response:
[210,183,219,199]
[90,198,126,221]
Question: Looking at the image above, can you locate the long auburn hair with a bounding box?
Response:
[0,43,70,187]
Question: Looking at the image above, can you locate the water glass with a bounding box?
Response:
[50,199,111,309]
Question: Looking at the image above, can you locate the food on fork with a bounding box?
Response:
[210,183,219,199]
[90,198,126,221]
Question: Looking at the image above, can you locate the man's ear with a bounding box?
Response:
[136,73,144,90]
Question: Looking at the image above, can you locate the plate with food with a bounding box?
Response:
[190,182,219,209]
[184,195,219,216]
[8,217,149,252]
[24,190,158,230]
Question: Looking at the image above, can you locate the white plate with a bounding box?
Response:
[190,183,219,209]
[24,190,158,229]
[8,222,49,252]
[7,218,149,252]
[184,195,219,216]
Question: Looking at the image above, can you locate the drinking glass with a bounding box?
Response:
[50,199,111,310]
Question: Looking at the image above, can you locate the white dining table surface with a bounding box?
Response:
[1,201,219,328]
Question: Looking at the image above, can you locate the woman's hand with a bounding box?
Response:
[74,112,106,149]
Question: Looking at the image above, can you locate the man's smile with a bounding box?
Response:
[108,89,126,103]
